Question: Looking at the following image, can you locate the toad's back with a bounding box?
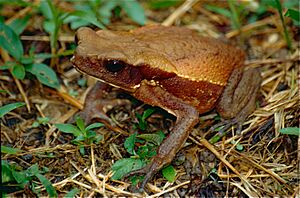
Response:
[89,25,245,86]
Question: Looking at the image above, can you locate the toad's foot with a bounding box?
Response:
[69,82,131,126]
[126,156,167,191]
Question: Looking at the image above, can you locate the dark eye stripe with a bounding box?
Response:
[104,60,125,73]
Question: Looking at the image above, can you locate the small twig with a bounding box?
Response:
[148,181,190,198]
[245,56,300,67]
[162,0,198,26]
[21,35,74,42]
[226,16,275,38]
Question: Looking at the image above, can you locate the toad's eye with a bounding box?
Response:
[104,60,125,73]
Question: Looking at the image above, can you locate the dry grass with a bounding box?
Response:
[1,0,299,197]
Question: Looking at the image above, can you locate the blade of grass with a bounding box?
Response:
[274,0,292,49]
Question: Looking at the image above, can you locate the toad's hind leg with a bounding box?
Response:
[215,67,261,133]
[130,81,199,189]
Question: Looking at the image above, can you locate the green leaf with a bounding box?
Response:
[0,62,14,70]
[279,127,300,136]
[2,161,14,183]
[205,4,231,18]
[86,130,96,139]
[1,146,23,154]
[119,0,146,25]
[28,164,40,175]
[231,140,244,151]
[11,169,29,187]
[35,173,57,197]
[124,133,137,155]
[148,0,181,9]
[64,188,79,198]
[40,0,54,20]
[25,63,60,89]
[7,15,30,35]
[75,117,85,132]
[162,165,176,182]
[12,64,25,80]
[64,11,105,29]
[55,123,82,136]
[0,102,25,118]
[0,22,24,60]
[111,158,145,180]
[72,135,85,142]
[20,56,34,64]
[98,0,118,24]
[236,143,244,151]
[285,9,300,22]
[32,121,40,128]
[137,132,164,145]
[209,134,221,144]
[136,145,149,159]
[85,122,105,131]
[142,108,155,120]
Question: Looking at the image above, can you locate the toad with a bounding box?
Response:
[71,25,261,188]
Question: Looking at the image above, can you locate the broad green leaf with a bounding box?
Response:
[136,145,149,159]
[0,22,24,60]
[1,146,23,154]
[35,173,57,198]
[0,102,25,118]
[137,132,164,145]
[162,165,176,182]
[119,0,146,25]
[142,108,155,121]
[64,11,105,29]
[2,161,14,183]
[124,133,137,155]
[86,130,96,139]
[11,169,29,187]
[111,158,145,180]
[25,63,60,89]
[285,9,300,24]
[55,123,82,136]
[75,117,85,132]
[279,127,300,136]
[85,122,105,131]
[7,15,30,35]
[98,0,118,24]
[20,56,34,64]
[40,0,55,20]
[12,64,25,80]
[64,188,79,198]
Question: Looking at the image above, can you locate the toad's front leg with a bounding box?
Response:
[131,81,199,189]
